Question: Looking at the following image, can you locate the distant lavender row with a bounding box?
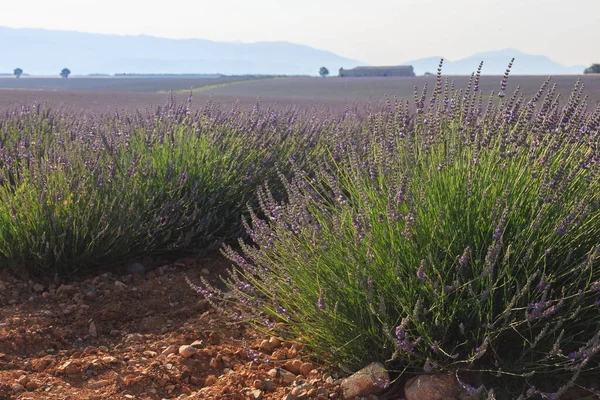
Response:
[203,75,600,107]
[2,75,599,115]
[0,76,256,92]
[193,63,600,398]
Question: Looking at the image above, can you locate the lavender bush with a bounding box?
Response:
[195,64,600,398]
[0,98,332,274]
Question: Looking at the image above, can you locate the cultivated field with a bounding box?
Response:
[201,75,600,106]
[0,76,256,92]
[0,88,353,113]
[0,74,598,113]
[1,71,600,399]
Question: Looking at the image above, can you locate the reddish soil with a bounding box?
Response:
[0,255,346,400]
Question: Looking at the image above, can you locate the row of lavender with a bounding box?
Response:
[194,64,600,398]
[0,95,356,274]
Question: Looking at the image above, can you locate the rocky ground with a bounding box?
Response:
[2,254,597,400]
[0,254,359,400]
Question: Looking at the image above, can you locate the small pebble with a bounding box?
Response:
[178,345,196,358]
[11,383,25,393]
[89,321,97,337]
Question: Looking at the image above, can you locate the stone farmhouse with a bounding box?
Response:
[339,66,415,77]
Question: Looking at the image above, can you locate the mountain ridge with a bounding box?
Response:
[402,49,586,75]
[0,27,587,76]
[0,26,363,76]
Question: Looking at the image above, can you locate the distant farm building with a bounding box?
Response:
[339,66,415,77]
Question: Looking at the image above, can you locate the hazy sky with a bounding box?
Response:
[1,0,598,66]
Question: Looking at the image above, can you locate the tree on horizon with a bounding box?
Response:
[60,68,71,78]
[13,68,23,78]
[319,67,329,77]
[584,64,600,74]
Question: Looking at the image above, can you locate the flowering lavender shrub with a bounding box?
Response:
[196,65,600,397]
[0,98,330,274]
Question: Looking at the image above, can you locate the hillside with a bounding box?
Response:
[0,26,362,76]
[403,49,586,75]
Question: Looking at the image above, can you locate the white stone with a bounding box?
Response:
[340,362,389,399]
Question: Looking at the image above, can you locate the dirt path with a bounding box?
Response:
[0,255,344,400]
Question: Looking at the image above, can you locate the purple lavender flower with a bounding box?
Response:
[526,298,563,321]
[537,276,550,293]
[457,380,480,397]
[277,305,291,321]
[526,387,538,397]
[374,376,390,389]
[394,317,420,355]
[417,260,427,283]
[318,288,326,311]
[492,228,502,240]
[459,246,471,267]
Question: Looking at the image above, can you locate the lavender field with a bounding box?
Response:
[0,76,256,92]
[201,74,600,106]
[1,66,600,399]
[1,74,599,113]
